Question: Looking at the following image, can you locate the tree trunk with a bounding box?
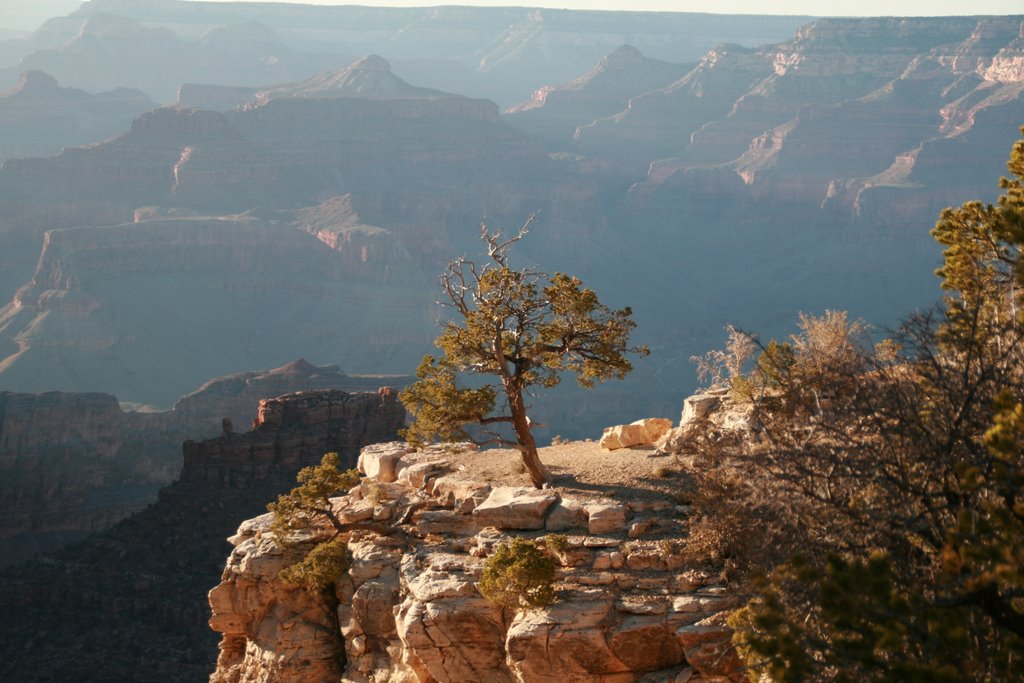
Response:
[506,384,549,488]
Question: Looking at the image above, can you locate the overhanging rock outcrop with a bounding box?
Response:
[209,442,745,683]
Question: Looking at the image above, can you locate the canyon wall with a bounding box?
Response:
[0,388,405,683]
[0,391,167,565]
[0,362,411,566]
[1,16,1022,446]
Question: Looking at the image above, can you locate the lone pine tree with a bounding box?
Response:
[400,220,647,488]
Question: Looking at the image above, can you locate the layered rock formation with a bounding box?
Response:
[0,361,411,566]
[0,388,405,683]
[0,69,155,162]
[505,45,691,147]
[0,61,606,406]
[209,440,742,683]
[2,14,1023,448]
[0,211,433,405]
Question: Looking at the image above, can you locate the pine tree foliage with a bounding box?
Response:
[267,452,360,592]
[686,128,1024,680]
[477,537,557,610]
[400,221,647,487]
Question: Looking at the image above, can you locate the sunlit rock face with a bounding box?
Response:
[210,440,744,683]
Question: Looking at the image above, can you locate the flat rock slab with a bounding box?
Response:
[472,486,559,530]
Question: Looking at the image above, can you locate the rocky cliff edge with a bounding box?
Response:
[209,433,744,683]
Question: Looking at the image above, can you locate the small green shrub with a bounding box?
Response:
[544,533,569,554]
[366,481,390,505]
[478,538,556,610]
[279,537,350,592]
[268,452,360,538]
[268,452,361,592]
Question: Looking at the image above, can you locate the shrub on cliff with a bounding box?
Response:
[400,219,647,488]
[268,452,360,592]
[478,537,557,610]
[279,537,350,592]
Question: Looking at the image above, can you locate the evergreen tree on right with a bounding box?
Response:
[690,129,1024,681]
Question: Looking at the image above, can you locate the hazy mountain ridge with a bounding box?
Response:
[0,69,154,162]
[0,12,346,102]
[0,1,808,106]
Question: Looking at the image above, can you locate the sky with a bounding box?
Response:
[198,0,1023,15]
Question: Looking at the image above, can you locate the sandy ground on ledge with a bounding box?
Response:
[449,440,693,505]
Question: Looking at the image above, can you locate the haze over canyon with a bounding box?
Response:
[0,2,1022,681]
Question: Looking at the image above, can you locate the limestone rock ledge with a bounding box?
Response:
[209,443,744,683]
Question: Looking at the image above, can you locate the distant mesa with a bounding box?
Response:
[254,54,455,102]
[178,54,457,111]
[75,12,175,41]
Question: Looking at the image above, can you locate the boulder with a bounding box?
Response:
[430,476,491,513]
[472,487,559,530]
[357,442,409,482]
[601,423,646,450]
[600,418,673,450]
[397,460,447,489]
